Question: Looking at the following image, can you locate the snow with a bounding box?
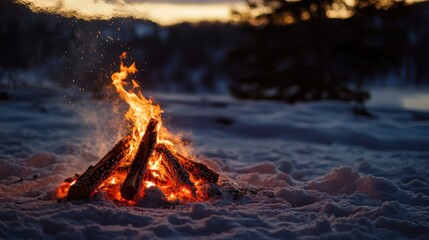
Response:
[0,87,429,239]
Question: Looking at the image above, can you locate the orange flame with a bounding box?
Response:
[56,179,76,199]
[57,53,210,204]
[106,53,198,202]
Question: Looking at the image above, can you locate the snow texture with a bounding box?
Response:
[0,87,429,239]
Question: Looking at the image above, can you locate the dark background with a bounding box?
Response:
[0,0,428,103]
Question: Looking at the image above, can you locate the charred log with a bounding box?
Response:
[176,153,219,184]
[63,118,220,202]
[67,133,132,200]
[114,166,130,175]
[120,119,158,200]
[157,145,196,197]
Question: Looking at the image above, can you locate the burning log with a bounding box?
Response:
[157,145,196,197]
[145,167,168,185]
[120,119,159,200]
[58,54,222,204]
[176,153,219,184]
[61,119,219,202]
[114,166,130,175]
[67,133,132,200]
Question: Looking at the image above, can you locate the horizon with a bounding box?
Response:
[16,0,427,26]
[16,0,242,25]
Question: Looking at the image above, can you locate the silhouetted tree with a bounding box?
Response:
[228,0,408,103]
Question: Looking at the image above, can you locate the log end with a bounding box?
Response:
[67,185,92,200]
[120,184,138,201]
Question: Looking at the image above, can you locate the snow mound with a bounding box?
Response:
[0,89,428,239]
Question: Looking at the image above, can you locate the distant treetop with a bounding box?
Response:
[233,0,406,25]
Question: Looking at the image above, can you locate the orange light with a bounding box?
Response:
[167,193,176,201]
[145,181,155,188]
[57,53,208,204]
[56,179,77,199]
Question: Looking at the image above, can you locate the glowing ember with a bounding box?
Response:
[145,181,155,188]
[57,53,219,204]
[56,178,77,199]
[110,177,116,185]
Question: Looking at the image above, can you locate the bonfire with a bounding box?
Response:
[57,53,219,204]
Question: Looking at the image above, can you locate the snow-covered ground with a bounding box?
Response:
[0,86,428,239]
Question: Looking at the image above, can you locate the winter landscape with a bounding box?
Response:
[1,83,429,239]
[1,0,429,239]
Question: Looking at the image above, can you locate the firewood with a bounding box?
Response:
[67,133,132,200]
[114,166,130,175]
[144,169,168,186]
[120,119,158,200]
[157,145,196,197]
[176,153,219,184]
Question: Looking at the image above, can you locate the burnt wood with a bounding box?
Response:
[120,119,158,200]
[64,117,220,202]
[114,166,130,175]
[158,144,196,197]
[176,153,219,184]
[67,133,132,200]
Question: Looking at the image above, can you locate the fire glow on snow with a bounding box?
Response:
[1,84,428,238]
[57,53,217,204]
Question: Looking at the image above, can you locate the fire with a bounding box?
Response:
[108,52,193,202]
[110,177,116,185]
[56,52,217,204]
[145,181,155,188]
[56,179,77,199]
[111,52,161,158]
